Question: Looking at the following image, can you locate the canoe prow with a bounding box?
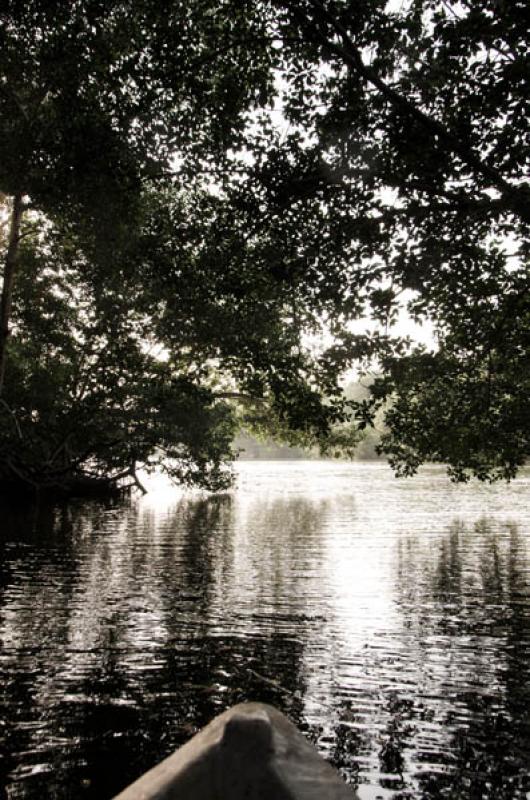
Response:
[113,702,358,799]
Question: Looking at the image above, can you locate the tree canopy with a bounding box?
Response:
[0,0,528,493]
[235,0,529,480]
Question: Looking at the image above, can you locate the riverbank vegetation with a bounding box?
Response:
[0,0,527,494]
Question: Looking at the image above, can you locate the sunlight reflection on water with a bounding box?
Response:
[1,461,530,799]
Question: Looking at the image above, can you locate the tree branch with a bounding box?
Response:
[281,0,530,223]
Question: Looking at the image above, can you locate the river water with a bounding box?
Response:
[1,461,529,799]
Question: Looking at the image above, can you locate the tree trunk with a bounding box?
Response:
[0,193,24,396]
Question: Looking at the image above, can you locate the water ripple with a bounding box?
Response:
[1,462,529,798]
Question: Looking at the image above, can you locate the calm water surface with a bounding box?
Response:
[1,461,529,799]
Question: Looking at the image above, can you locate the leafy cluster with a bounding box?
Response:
[245,0,529,480]
[1,223,237,490]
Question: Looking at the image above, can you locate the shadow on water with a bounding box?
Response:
[0,494,310,799]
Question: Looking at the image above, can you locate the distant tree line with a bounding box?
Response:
[235,379,384,460]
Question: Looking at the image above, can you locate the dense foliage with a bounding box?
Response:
[0,0,277,491]
[0,0,528,492]
[241,0,529,480]
[2,221,239,491]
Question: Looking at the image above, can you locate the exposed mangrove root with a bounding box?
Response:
[0,458,143,499]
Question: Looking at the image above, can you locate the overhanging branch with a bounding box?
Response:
[280,0,530,224]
